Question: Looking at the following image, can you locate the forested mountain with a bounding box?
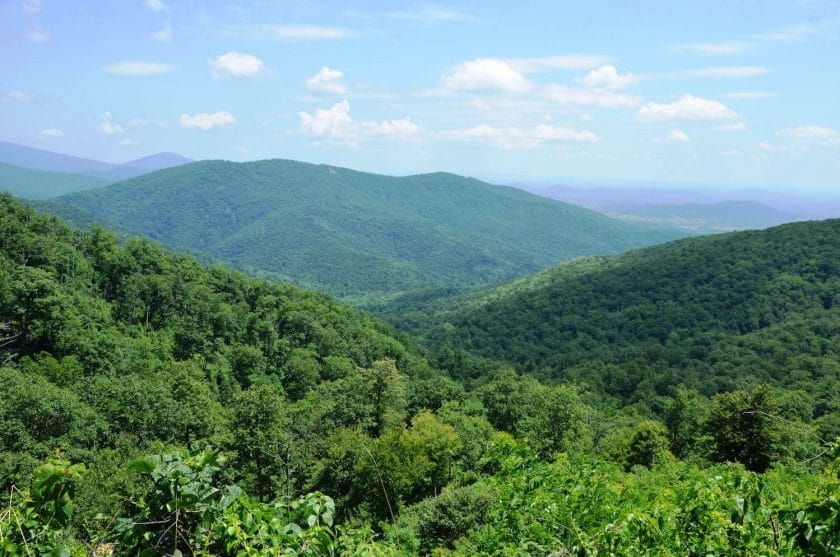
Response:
[0,161,109,199]
[0,141,190,181]
[0,193,837,555]
[52,158,686,300]
[405,220,839,428]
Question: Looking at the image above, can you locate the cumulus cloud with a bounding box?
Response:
[144,0,169,13]
[507,55,611,73]
[777,125,840,145]
[180,111,237,130]
[636,94,737,122]
[306,67,347,94]
[39,128,65,137]
[99,112,124,135]
[544,85,641,107]
[441,123,597,150]
[578,65,638,89]
[152,21,173,42]
[442,58,530,92]
[688,66,768,78]
[298,100,423,144]
[102,61,176,75]
[715,122,747,132]
[210,52,264,78]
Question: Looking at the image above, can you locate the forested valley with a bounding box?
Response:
[1,191,838,556]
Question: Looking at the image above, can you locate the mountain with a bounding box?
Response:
[606,200,794,232]
[52,159,687,300]
[408,219,840,407]
[514,182,840,224]
[0,161,109,199]
[0,141,191,182]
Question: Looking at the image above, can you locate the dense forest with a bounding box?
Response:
[1,194,837,555]
[48,159,684,301]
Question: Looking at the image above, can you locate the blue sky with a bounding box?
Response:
[1,0,839,190]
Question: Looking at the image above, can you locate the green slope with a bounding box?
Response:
[0,161,109,199]
[54,159,686,300]
[411,220,840,405]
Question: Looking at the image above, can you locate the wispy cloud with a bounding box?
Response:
[389,3,474,23]
[636,94,737,122]
[440,123,597,150]
[226,24,352,41]
[722,91,776,99]
[26,27,48,43]
[543,85,641,108]
[676,41,752,55]
[715,122,747,132]
[752,22,816,42]
[144,0,169,13]
[180,111,237,130]
[652,128,689,143]
[22,0,42,13]
[778,125,840,146]
[102,61,177,75]
[688,66,768,78]
[507,55,611,73]
[0,90,35,103]
[99,112,124,135]
[39,128,65,137]
[152,21,173,42]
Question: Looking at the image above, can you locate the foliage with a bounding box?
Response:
[51,159,683,299]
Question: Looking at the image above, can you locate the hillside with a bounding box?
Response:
[1,192,837,556]
[0,141,191,181]
[408,220,840,414]
[53,159,686,300]
[0,161,110,199]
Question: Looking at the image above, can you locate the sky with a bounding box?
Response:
[1,0,839,190]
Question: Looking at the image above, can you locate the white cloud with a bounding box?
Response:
[258,24,350,40]
[180,111,237,130]
[298,100,423,144]
[210,52,264,78]
[722,91,776,99]
[442,58,530,92]
[507,55,611,73]
[144,0,169,13]
[102,61,176,75]
[667,129,689,143]
[441,123,597,150]
[99,112,124,135]
[715,122,747,132]
[366,118,423,139]
[688,66,768,78]
[129,118,150,127]
[753,23,815,42]
[677,42,751,55]
[299,100,354,138]
[543,85,641,107]
[389,3,473,23]
[152,21,172,42]
[306,66,347,94]
[636,94,737,122]
[120,138,136,146]
[22,0,42,13]
[39,128,64,137]
[578,65,638,89]
[0,90,34,103]
[26,27,48,42]
[778,125,840,145]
